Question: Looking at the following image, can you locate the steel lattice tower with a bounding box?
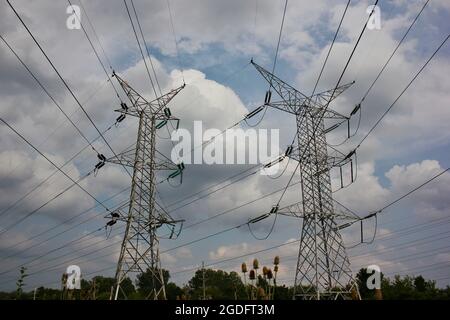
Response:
[252,60,360,300]
[107,73,185,300]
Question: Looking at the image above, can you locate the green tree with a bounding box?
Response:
[136,268,170,299]
[91,276,115,299]
[166,282,183,300]
[188,269,246,300]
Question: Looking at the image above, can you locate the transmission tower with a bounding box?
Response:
[252,60,360,300]
[106,72,185,300]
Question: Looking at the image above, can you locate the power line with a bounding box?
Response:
[336,168,450,248]
[311,0,351,96]
[383,261,450,278]
[0,171,93,236]
[0,118,111,234]
[171,162,356,234]
[378,168,449,214]
[0,34,121,223]
[1,198,129,262]
[261,0,352,211]
[327,0,379,103]
[0,186,130,254]
[166,0,185,84]
[78,0,115,71]
[262,0,380,210]
[271,0,288,76]
[375,217,450,243]
[123,0,158,98]
[165,164,261,209]
[0,125,120,227]
[0,77,109,218]
[346,167,450,228]
[0,123,115,220]
[162,170,450,274]
[0,34,99,154]
[0,180,356,282]
[130,0,162,96]
[66,0,122,103]
[15,209,450,287]
[360,0,431,103]
[351,232,450,262]
[171,221,450,279]
[0,227,126,286]
[7,0,133,180]
[353,244,450,270]
[355,33,450,149]
[273,12,447,224]
[15,186,450,287]
[183,179,300,230]
[0,226,104,277]
[172,239,300,277]
[168,165,263,214]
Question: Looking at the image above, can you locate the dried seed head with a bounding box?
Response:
[241,263,247,273]
[253,259,259,270]
[249,270,256,280]
[274,256,280,265]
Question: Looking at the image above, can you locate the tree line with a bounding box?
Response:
[1,267,449,300]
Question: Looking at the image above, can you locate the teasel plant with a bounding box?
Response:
[249,269,256,300]
[267,268,274,300]
[241,262,249,299]
[273,256,280,299]
[262,266,269,298]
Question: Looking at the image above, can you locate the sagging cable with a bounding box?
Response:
[248,205,279,240]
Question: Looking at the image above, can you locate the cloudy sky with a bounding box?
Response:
[0,0,449,292]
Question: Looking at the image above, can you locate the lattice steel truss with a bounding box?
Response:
[252,60,360,300]
[108,72,185,300]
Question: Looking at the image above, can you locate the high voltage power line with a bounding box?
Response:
[3,165,447,286]
[66,0,123,103]
[7,213,450,288]
[6,0,133,181]
[1,0,449,298]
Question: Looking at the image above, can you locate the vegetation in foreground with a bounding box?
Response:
[1,267,449,300]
